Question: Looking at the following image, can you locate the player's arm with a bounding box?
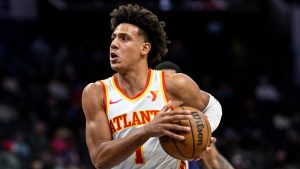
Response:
[203,145,235,169]
[164,73,232,168]
[82,82,191,169]
[82,82,149,169]
[164,72,222,132]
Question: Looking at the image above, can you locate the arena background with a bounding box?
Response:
[0,0,300,168]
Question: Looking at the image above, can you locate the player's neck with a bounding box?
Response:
[116,66,149,98]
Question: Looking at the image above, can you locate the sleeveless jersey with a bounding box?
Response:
[100,69,187,169]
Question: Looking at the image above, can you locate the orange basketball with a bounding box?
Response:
[159,106,212,160]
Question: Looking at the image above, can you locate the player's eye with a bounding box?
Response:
[121,36,127,41]
[111,35,116,41]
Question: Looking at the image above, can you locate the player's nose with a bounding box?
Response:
[110,39,118,50]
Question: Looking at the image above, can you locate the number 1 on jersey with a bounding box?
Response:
[135,146,145,164]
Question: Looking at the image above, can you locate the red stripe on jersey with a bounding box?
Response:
[162,71,174,110]
[98,80,107,114]
[179,160,186,169]
[113,69,152,100]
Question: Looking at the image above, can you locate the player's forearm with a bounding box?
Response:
[214,153,235,169]
[91,128,150,169]
[204,153,234,169]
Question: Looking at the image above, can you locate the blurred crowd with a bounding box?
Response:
[0,14,300,169]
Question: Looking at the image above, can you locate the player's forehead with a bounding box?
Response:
[112,23,141,37]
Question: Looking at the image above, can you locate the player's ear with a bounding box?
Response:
[141,42,151,55]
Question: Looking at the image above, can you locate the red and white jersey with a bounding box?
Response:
[100,69,187,169]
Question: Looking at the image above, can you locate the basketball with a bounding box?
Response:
[159,106,212,160]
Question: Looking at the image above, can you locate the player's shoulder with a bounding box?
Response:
[164,72,201,99]
[82,80,107,101]
[81,81,107,116]
[83,81,103,93]
[164,72,194,88]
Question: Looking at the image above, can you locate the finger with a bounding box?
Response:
[161,100,173,112]
[205,146,212,152]
[164,109,192,116]
[210,137,216,144]
[158,110,191,120]
[193,155,203,161]
[194,147,211,161]
[194,157,202,161]
[163,123,191,132]
[163,130,185,140]
[164,114,193,123]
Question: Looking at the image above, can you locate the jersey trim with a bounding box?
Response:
[179,160,187,169]
[161,71,174,110]
[160,71,169,105]
[111,69,153,102]
[99,80,109,114]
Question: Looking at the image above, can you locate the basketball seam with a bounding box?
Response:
[188,118,195,158]
[172,137,188,159]
[181,106,194,158]
[172,106,191,159]
[204,117,210,152]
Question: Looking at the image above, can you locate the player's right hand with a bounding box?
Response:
[142,101,192,140]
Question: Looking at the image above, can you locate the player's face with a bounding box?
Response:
[110,23,146,72]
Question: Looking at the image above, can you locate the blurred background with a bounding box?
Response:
[0,0,300,168]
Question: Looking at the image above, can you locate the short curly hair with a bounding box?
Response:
[155,61,182,73]
[110,4,170,63]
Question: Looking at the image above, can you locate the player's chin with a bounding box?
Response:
[110,63,120,72]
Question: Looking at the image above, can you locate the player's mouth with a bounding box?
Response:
[110,52,119,61]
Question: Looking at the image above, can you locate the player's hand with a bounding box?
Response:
[193,137,217,161]
[191,114,216,160]
[143,101,192,140]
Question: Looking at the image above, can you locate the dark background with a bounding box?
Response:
[0,0,300,168]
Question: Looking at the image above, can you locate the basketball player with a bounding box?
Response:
[155,61,235,169]
[81,4,222,169]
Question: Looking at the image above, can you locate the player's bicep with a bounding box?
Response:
[166,73,209,111]
[81,83,112,155]
[186,86,209,111]
[85,110,112,152]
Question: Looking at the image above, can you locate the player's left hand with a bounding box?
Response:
[193,137,216,161]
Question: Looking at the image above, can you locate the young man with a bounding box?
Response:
[155,61,235,169]
[81,4,222,169]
